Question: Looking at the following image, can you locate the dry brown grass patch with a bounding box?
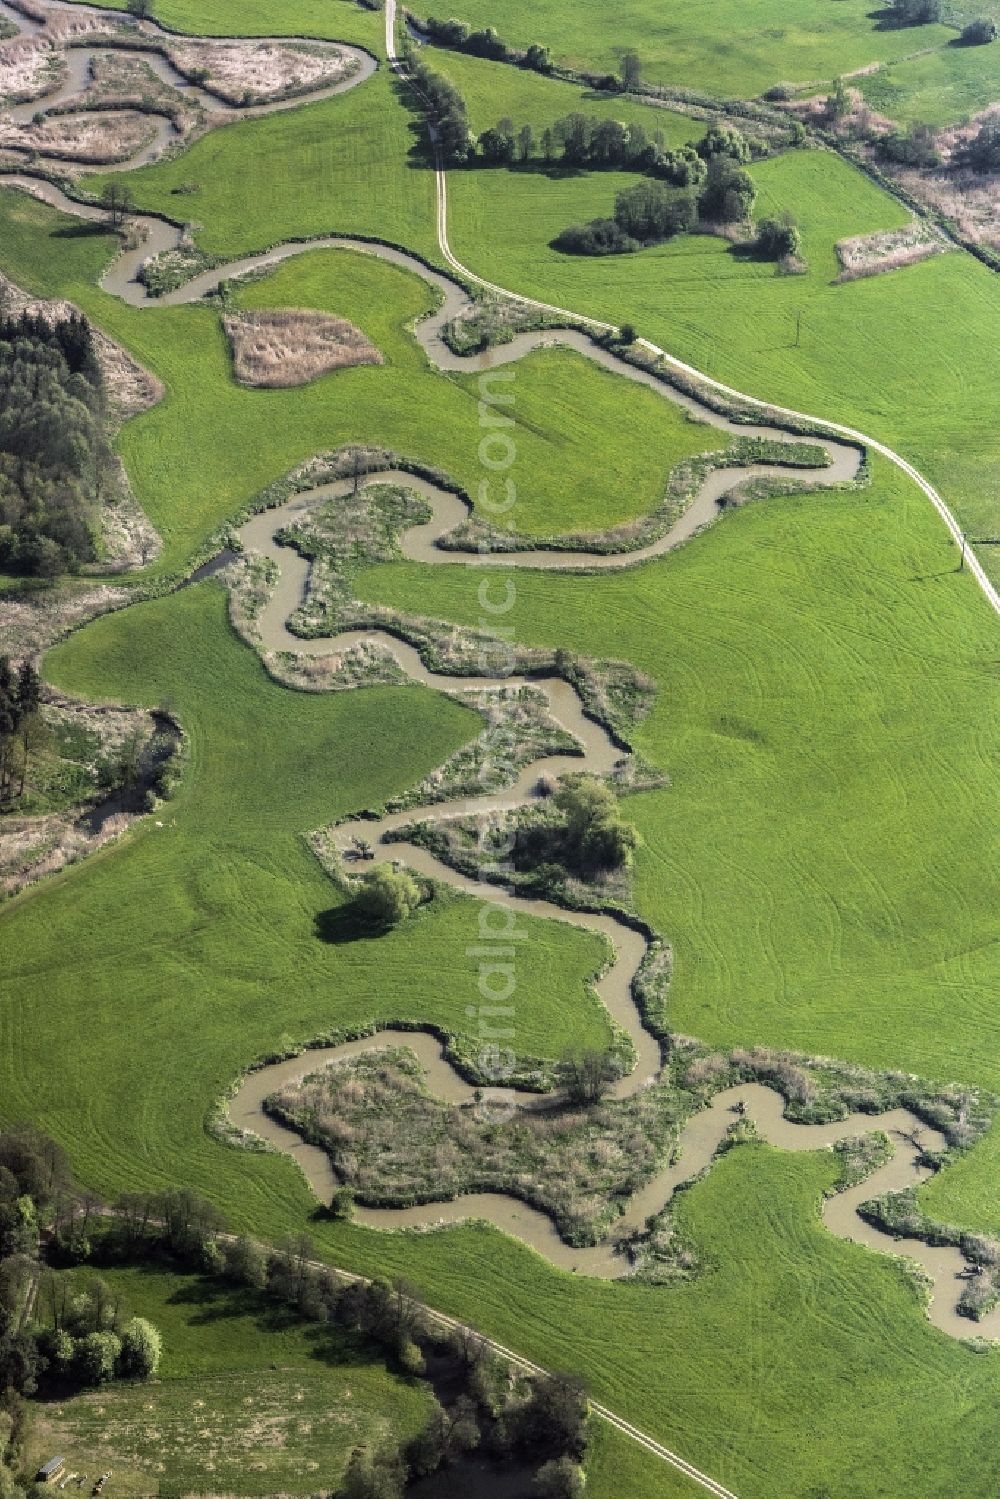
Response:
[0,35,63,103]
[835,221,950,280]
[0,107,156,163]
[165,37,356,104]
[223,308,382,389]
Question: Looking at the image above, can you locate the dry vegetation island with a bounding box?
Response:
[223,308,383,388]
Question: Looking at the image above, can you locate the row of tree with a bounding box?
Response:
[419,13,646,97]
[4,1137,595,1499]
[420,15,551,73]
[479,115,755,177]
[0,658,40,805]
[403,40,473,164]
[0,312,108,577]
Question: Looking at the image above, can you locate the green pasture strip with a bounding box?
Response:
[426,48,698,141]
[407,0,957,99]
[858,42,1000,126]
[57,0,383,51]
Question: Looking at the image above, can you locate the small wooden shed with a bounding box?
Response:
[36,1457,66,1485]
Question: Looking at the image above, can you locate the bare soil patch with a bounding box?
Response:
[223,308,382,388]
[164,37,358,105]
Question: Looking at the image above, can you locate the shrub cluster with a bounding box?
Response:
[553,130,762,255]
[960,16,997,41]
[754,214,802,259]
[961,117,1000,172]
[877,121,940,168]
[889,0,942,22]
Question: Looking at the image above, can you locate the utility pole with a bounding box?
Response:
[794,309,802,348]
[959,532,967,571]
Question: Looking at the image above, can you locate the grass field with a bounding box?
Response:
[27,1266,432,1497]
[0,189,734,570]
[858,43,1000,126]
[91,70,439,266]
[0,579,612,1201]
[2,9,1000,1494]
[2,461,1000,1496]
[407,1,957,99]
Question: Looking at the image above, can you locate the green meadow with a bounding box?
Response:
[0,580,611,1203]
[77,47,1000,583]
[358,462,1000,1098]
[92,70,440,266]
[1,450,999,1495]
[0,1,998,1491]
[0,190,730,571]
